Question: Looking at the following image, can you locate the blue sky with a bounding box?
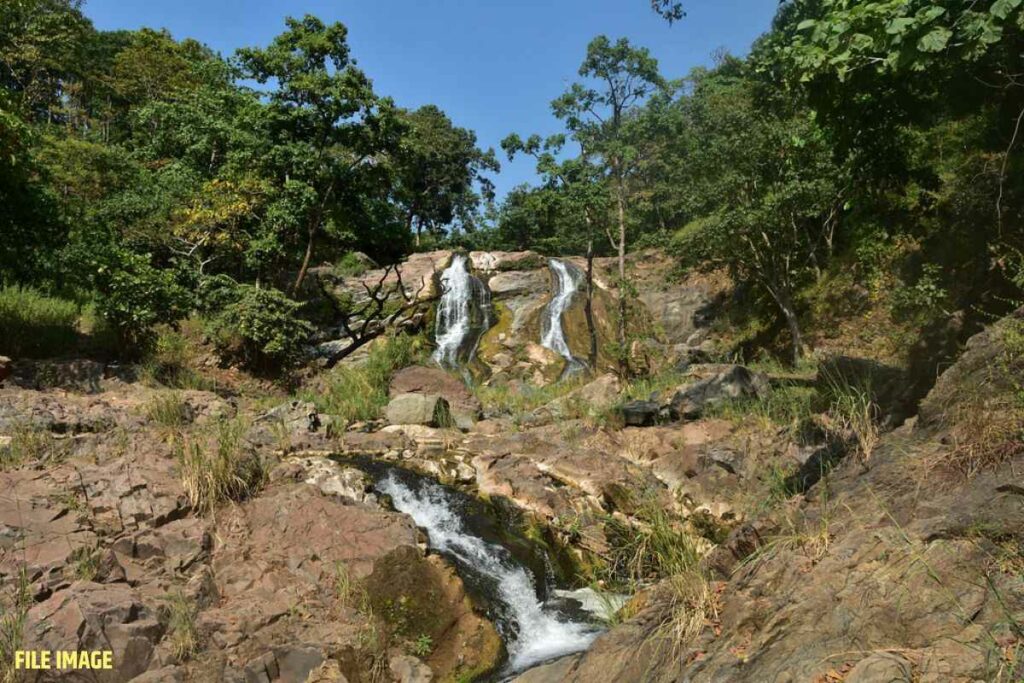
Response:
[83,0,779,199]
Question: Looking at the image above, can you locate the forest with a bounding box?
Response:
[3,0,1024,371]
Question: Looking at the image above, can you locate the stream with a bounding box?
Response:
[360,463,606,677]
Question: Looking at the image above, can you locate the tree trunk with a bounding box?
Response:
[292,224,316,296]
[584,236,598,368]
[615,180,629,379]
[775,293,804,366]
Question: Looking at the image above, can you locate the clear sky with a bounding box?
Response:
[82,0,779,199]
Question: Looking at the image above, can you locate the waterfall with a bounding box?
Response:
[376,470,601,674]
[541,259,586,374]
[433,254,492,370]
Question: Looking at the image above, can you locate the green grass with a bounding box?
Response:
[474,377,585,424]
[1,423,68,471]
[705,384,817,435]
[0,568,30,683]
[0,285,79,358]
[177,418,266,515]
[304,333,426,425]
[140,322,216,391]
[145,392,192,431]
[163,589,199,661]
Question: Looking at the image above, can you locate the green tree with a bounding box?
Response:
[392,105,498,246]
[552,36,668,375]
[236,15,403,294]
[673,67,842,363]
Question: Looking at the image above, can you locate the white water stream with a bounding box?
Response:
[376,470,601,674]
[432,254,490,369]
[541,259,586,373]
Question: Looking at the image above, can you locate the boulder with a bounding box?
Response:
[0,355,10,383]
[270,457,377,505]
[619,400,660,427]
[668,365,768,420]
[469,250,545,272]
[389,365,481,422]
[386,393,452,428]
[13,359,106,393]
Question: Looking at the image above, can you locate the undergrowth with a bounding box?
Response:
[305,332,425,426]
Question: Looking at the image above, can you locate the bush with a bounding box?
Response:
[0,286,79,358]
[140,322,212,390]
[93,249,189,351]
[204,284,314,370]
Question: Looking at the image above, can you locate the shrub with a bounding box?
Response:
[93,249,189,351]
[308,333,425,424]
[204,284,314,370]
[0,286,79,358]
[177,419,265,515]
[140,323,212,390]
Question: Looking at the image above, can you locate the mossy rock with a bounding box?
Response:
[363,546,504,679]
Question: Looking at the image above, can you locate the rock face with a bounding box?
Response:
[669,365,769,420]
[619,400,660,427]
[523,310,1024,683]
[386,393,453,427]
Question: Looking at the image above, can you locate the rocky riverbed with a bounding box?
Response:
[1,252,1022,682]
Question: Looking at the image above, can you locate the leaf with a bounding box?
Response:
[916,6,947,24]
[797,19,817,31]
[917,26,952,52]
[885,17,916,35]
[991,0,1022,20]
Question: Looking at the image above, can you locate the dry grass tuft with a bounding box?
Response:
[178,418,265,515]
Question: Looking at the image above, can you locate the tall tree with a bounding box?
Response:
[552,36,667,376]
[391,105,498,246]
[236,15,402,294]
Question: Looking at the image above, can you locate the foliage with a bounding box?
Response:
[0,568,30,683]
[0,6,494,361]
[163,590,200,661]
[203,283,314,369]
[92,248,190,350]
[306,332,425,425]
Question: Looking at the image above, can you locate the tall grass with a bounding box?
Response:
[140,322,215,390]
[178,418,265,515]
[163,590,199,661]
[0,286,79,358]
[474,377,585,424]
[306,333,425,424]
[0,568,30,683]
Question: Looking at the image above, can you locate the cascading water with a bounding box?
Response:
[433,254,492,370]
[541,259,586,375]
[375,469,602,675]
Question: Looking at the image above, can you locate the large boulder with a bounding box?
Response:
[386,393,452,427]
[619,400,660,427]
[470,250,545,272]
[669,365,768,420]
[389,365,481,422]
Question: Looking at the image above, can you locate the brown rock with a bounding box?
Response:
[21,582,165,681]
